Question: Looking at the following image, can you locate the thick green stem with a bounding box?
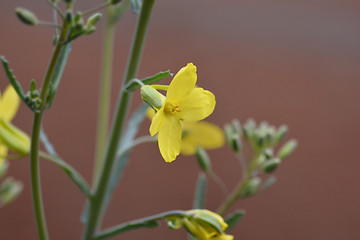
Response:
[30,20,71,240]
[82,1,155,239]
[94,6,117,184]
[94,210,186,240]
[30,112,48,240]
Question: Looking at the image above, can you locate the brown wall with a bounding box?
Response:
[1,0,360,239]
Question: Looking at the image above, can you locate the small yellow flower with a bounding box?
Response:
[149,63,216,162]
[184,209,234,240]
[0,85,29,166]
[147,108,224,156]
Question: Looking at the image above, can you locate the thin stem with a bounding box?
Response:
[82,2,111,17]
[217,155,259,215]
[94,210,186,240]
[117,135,157,158]
[82,1,155,239]
[30,20,71,240]
[207,170,228,199]
[93,5,117,184]
[38,21,63,29]
[44,0,65,20]
[151,84,169,90]
[30,112,48,240]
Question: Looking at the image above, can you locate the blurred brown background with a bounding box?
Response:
[1,0,360,239]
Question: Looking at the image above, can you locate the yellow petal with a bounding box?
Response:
[211,234,234,240]
[0,85,20,121]
[149,106,165,136]
[146,107,155,120]
[181,121,224,155]
[158,113,181,162]
[0,144,7,167]
[166,63,197,102]
[176,88,215,121]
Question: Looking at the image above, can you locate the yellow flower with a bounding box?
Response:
[0,85,29,166]
[147,108,224,156]
[181,121,224,155]
[184,209,234,240]
[149,63,216,162]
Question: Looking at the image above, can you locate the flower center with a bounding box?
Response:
[165,102,182,114]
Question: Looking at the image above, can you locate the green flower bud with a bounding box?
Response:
[0,161,9,180]
[0,177,23,205]
[65,10,73,23]
[262,158,281,173]
[243,177,261,197]
[275,125,288,143]
[140,85,165,110]
[243,119,256,141]
[0,119,30,156]
[195,147,211,172]
[86,13,102,28]
[15,8,38,26]
[277,139,297,159]
[85,26,96,35]
[224,123,242,153]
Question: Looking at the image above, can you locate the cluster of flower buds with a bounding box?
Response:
[225,119,297,174]
[166,209,233,240]
[68,11,102,41]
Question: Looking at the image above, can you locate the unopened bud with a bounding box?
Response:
[275,125,288,143]
[15,8,38,26]
[0,161,9,180]
[277,139,297,159]
[86,13,102,28]
[0,119,30,156]
[224,123,242,153]
[243,177,261,197]
[0,177,23,205]
[195,147,211,172]
[85,26,96,35]
[140,85,165,110]
[262,158,281,173]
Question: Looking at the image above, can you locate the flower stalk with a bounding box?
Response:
[82,1,155,239]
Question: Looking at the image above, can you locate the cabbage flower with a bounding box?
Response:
[146,63,216,162]
[147,108,224,155]
[0,85,30,166]
[183,209,234,240]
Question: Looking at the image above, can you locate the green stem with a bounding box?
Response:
[93,5,117,184]
[217,155,259,215]
[30,112,48,240]
[30,20,71,240]
[82,1,155,239]
[207,170,228,199]
[94,210,186,240]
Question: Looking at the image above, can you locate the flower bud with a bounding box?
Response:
[275,125,288,143]
[0,161,9,180]
[195,147,211,172]
[140,85,165,110]
[0,177,23,205]
[243,177,261,197]
[185,209,227,237]
[277,139,297,159]
[262,158,281,173]
[0,119,30,156]
[15,8,38,26]
[243,119,256,141]
[224,123,242,153]
[86,13,102,28]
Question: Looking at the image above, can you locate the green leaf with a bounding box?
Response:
[102,104,148,213]
[40,126,58,156]
[126,70,173,91]
[0,56,35,111]
[193,173,207,209]
[46,42,72,108]
[225,209,246,231]
[40,152,91,198]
